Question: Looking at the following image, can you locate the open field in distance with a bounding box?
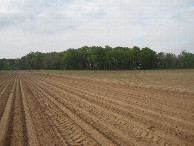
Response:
[36,69,194,93]
[0,70,194,145]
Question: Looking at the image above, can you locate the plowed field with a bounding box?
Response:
[0,71,194,146]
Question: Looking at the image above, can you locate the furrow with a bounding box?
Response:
[0,76,16,145]
[21,76,64,146]
[20,79,39,146]
[24,74,114,146]
[33,74,189,145]
[31,72,194,145]
[32,73,194,144]
[0,75,15,120]
[28,75,142,146]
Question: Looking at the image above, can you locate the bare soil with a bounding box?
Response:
[36,69,194,93]
[0,71,194,146]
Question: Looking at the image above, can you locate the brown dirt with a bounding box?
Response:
[36,70,194,93]
[0,71,194,146]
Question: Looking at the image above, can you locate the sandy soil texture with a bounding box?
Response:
[36,70,194,93]
[0,71,194,146]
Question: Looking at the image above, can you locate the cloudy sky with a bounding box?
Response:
[0,0,194,58]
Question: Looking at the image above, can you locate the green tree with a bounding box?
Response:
[87,46,106,70]
[1,45,194,70]
[18,56,27,69]
[140,47,157,69]
[178,50,194,69]
[77,46,89,69]
[26,52,35,69]
[131,46,141,69]
[63,49,80,70]
[157,52,165,69]
[165,53,176,69]
[34,52,43,69]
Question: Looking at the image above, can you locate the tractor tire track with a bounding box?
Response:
[0,71,194,146]
[29,72,194,145]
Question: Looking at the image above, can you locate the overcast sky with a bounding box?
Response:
[0,0,194,58]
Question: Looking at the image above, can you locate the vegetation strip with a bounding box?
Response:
[0,46,193,70]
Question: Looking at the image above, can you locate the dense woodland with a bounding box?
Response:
[0,46,194,70]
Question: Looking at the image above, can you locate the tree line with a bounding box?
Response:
[0,46,194,70]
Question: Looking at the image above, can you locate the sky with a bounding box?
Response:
[0,0,194,58]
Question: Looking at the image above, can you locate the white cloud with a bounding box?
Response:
[0,0,194,58]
